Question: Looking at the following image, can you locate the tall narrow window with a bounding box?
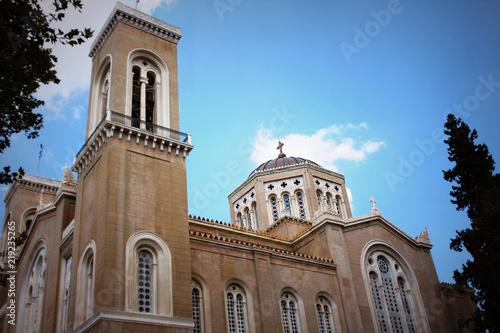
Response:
[137,249,154,313]
[22,247,47,333]
[145,71,156,131]
[270,196,279,222]
[131,66,141,128]
[85,256,94,319]
[226,284,247,333]
[398,277,416,333]
[61,256,72,333]
[126,232,172,316]
[365,247,421,333]
[316,297,334,333]
[316,191,322,207]
[245,208,252,230]
[296,191,306,219]
[192,283,202,333]
[281,292,300,333]
[334,196,342,218]
[283,194,291,215]
[326,193,333,208]
[236,213,243,227]
[369,272,389,332]
[76,243,95,326]
[252,202,260,230]
[378,256,404,333]
[101,78,109,116]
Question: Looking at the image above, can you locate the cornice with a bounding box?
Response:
[343,214,433,249]
[73,310,193,333]
[72,113,193,178]
[189,229,336,268]
[229,163,345,200]
[3,174,61,203]
[89,2,182,58]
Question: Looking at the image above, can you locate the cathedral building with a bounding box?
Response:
[0,3,475,332]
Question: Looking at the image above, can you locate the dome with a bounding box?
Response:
[250,156,321,176]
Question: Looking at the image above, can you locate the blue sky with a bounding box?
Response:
[1,0,500,284]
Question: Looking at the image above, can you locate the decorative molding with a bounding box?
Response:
[264,176,304,196]
[62,219,75,241]
[189,229,336,268]
[72,113,193,178]
[233,187,256,214]
[4,174,61,203]
[229,163,345,200]
[313,176,342,195]
[73,310,194,333]
[89,2,182,58]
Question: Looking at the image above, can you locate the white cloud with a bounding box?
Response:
[250,123,385,171]
[72,105,84,120]
[35,0,177,119]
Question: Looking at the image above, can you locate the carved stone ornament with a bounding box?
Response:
[369,197,383,216]
[62,167,78,187]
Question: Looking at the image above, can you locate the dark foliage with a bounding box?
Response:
[0,0,93,184]
[443,114,500,332]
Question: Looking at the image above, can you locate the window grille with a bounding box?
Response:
[270,196,279,222]
[283,194,291,214]
[281,293,300,333]
[192,287,202,333]
[226,285,247,333]
[296,192,306,219]
[316,297,334,333]
[137,250,153,313]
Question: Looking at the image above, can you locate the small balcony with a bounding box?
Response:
[73,111,193,175]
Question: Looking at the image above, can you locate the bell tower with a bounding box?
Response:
[71,3,193,332]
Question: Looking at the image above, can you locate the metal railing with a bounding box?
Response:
[108,111,189,143]
[74,111,191,163]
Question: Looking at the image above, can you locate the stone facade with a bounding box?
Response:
[0,3,474,333]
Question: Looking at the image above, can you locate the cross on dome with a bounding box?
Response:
[277,141,286,158]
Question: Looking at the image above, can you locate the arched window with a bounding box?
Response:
[226,284,248,333]
[192,280,204,333]
[101,72,110,116]
[88,56,111,136]
[270,196,279,222]
[236,212,243,227]
[137,248,155,313]
[57,256,72,333]
[192,276,211,333]
[131,66,141,128]
[316,296,334,333]
[295,191,306,219]
[252,202,259,230]
[280,292,300,333]
[326,193,333,208]
[283,193,291,215]
[245,208,252,230]
[125,232,172,316]
[334,196,342,218]
[21,208,36,232]
[128,50,170,131]
[84,253,94,320]
[76,241,95,325]
[130,60,159,131]
[363,243,427,333]
[316,190,323,207]
[19,245,47,333]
